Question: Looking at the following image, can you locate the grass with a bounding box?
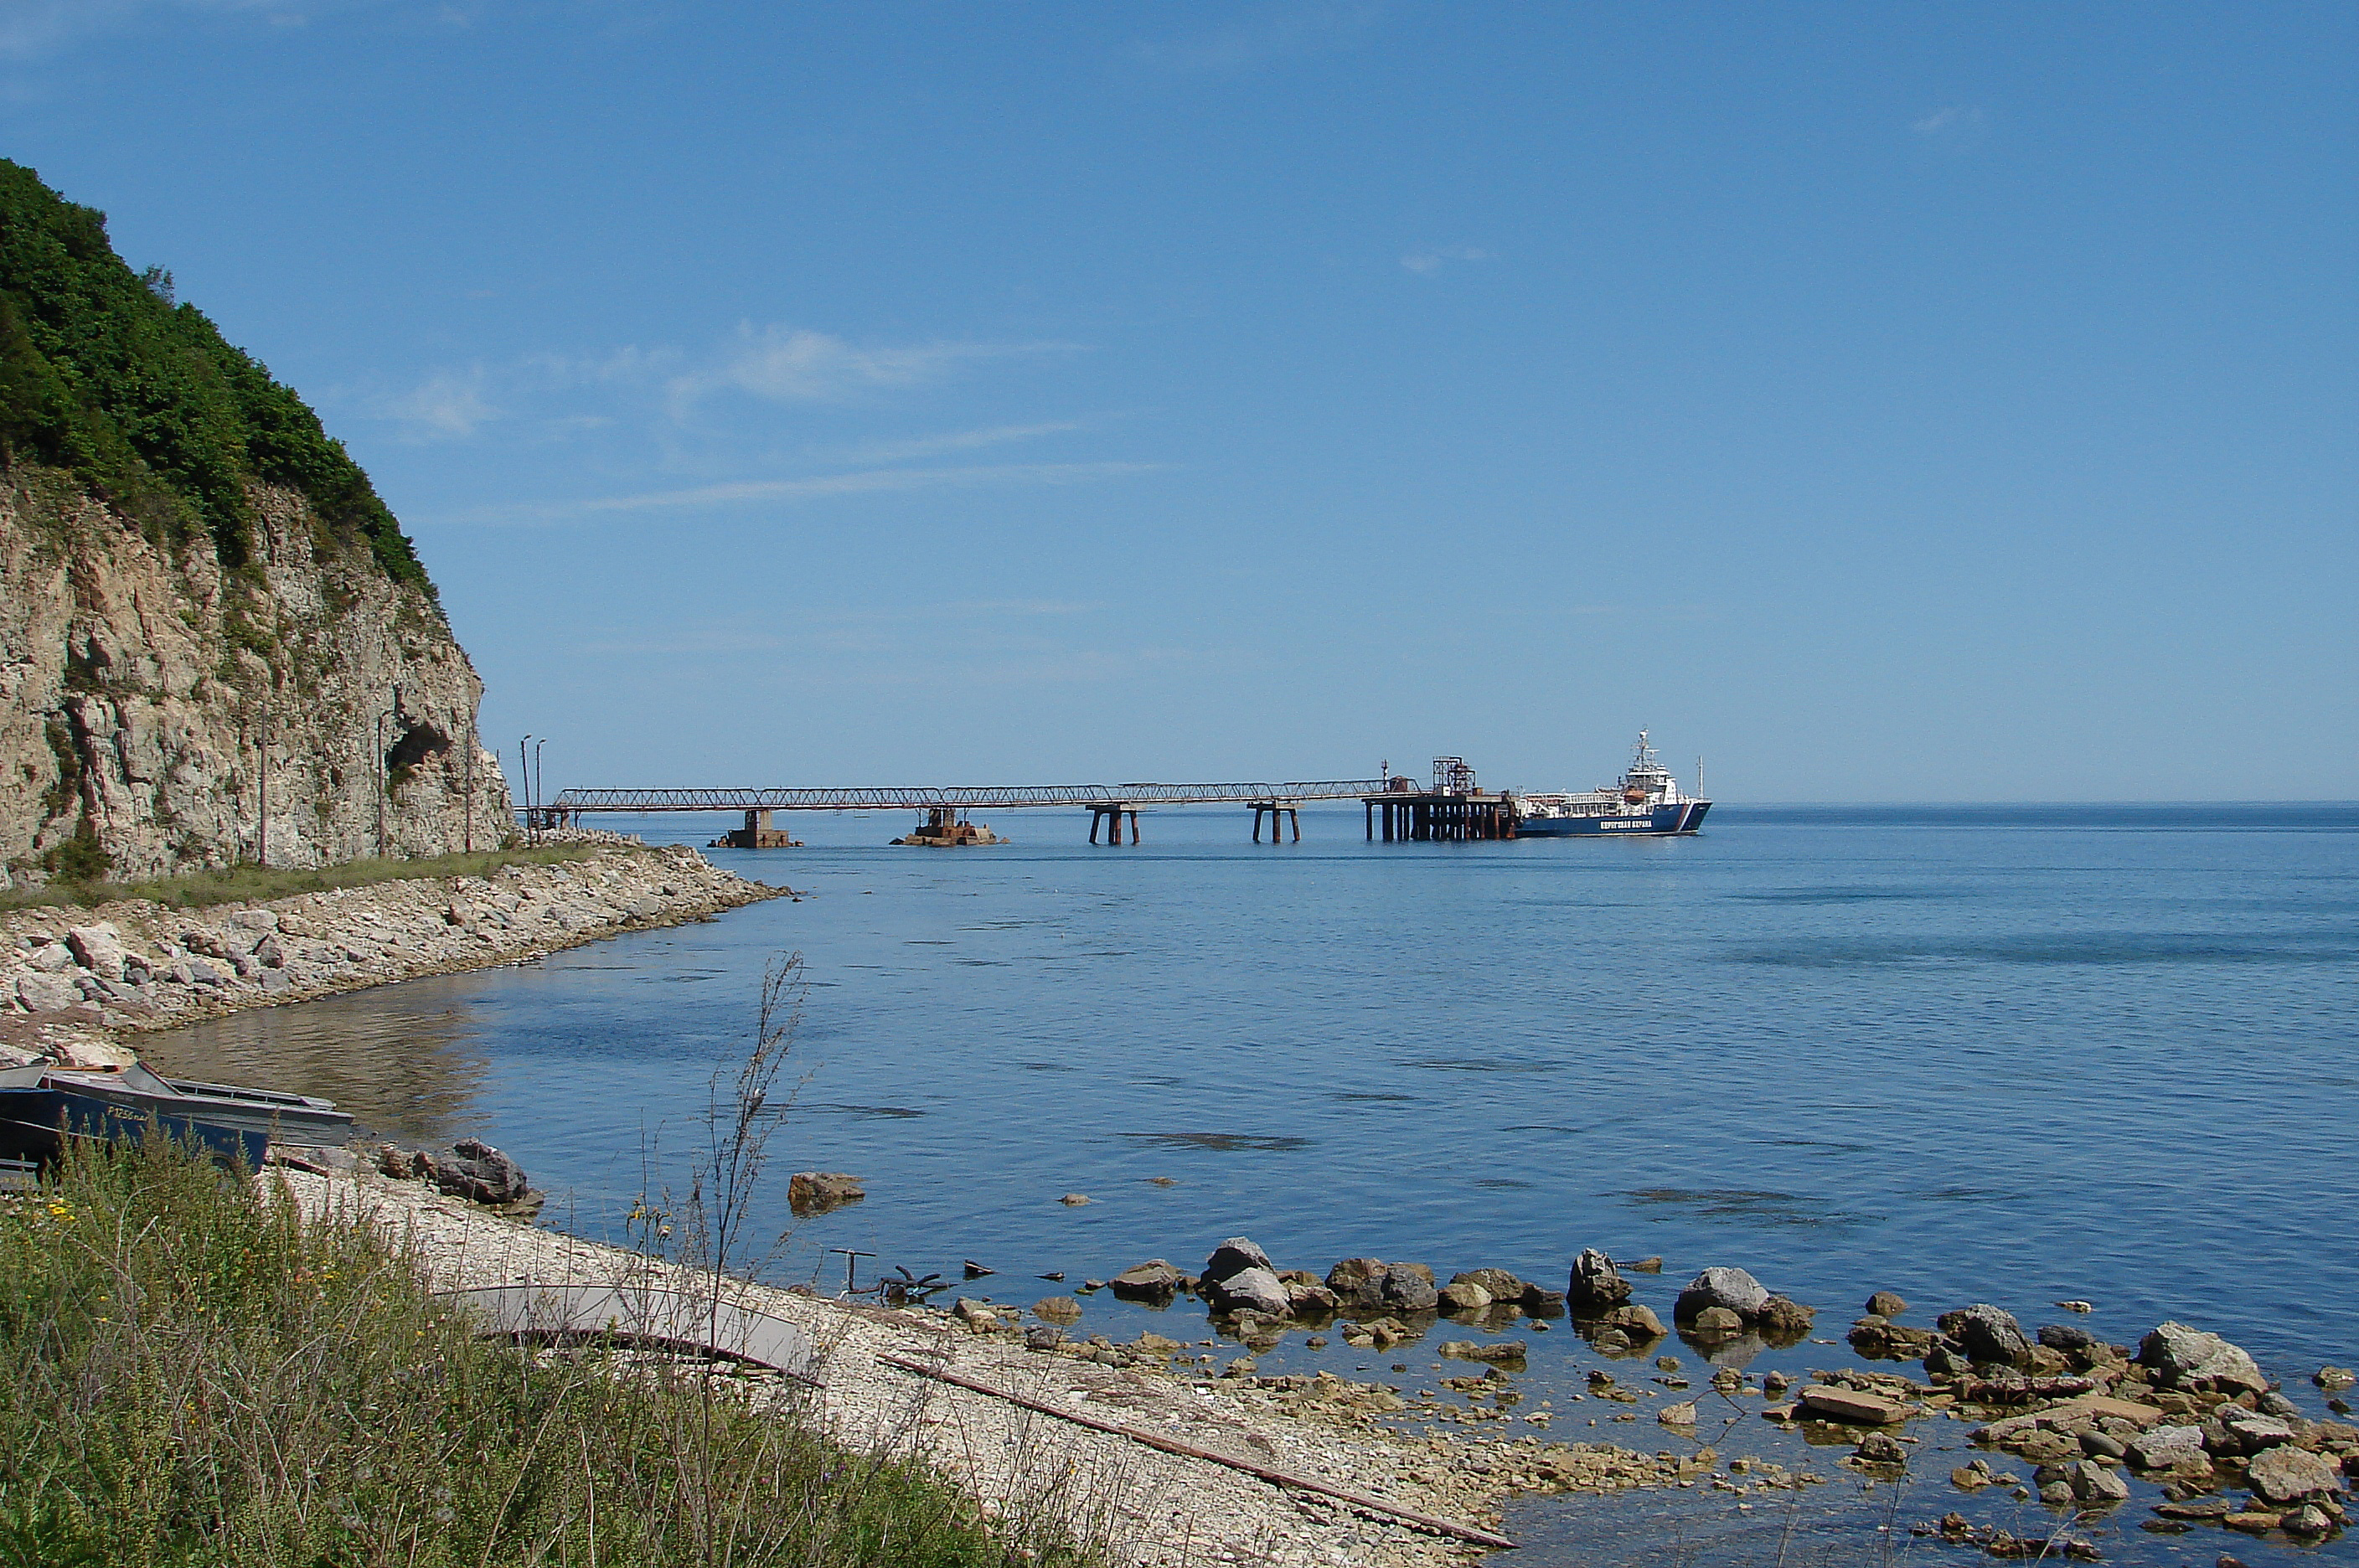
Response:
[0,1140,1065,1568]
[0,845,604,914]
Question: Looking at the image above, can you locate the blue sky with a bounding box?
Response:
[7,2,2352,799]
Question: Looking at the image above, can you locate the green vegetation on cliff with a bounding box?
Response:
[0,159,433,598]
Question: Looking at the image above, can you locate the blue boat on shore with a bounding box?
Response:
[1514,732,1711,837]
[0,1060,350,1168]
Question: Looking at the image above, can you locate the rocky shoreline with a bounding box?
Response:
[0,842,790,1064]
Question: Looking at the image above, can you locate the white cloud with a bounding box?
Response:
[438,461,1164,526]
[1911,106,1988,150]
[1401,245,1494,276]
[667,325,1077,412]
[377,369,498,440]
[824,420,1085,465]
[1132,2,1380,73]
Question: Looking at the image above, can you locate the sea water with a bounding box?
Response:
[148,804,2359,1564]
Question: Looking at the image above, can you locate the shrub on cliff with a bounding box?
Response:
[0,1142,1058,1568]
[0,158,435,600]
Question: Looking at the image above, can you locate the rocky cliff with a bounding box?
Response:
[0,161,509,885]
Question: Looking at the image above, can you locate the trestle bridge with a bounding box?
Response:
[540,760,1520,845]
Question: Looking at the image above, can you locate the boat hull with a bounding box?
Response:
[1516,802,1710,837]
[0,1086,271,1168]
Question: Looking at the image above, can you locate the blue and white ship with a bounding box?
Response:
[1515,732,1711,837]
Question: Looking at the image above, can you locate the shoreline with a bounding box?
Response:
[1,839,791,1064]
[280,1163,1735,1566]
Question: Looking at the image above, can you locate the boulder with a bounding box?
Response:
[2037,1323,2096,1352]
[1108,1260,1184,1302]
[1033,1296,1083,1325]
[1381,1261,1438,1313]
[2246,1447,2346,1506]
[16,972,82,1013]
[1675,1266,1769,1323]
[431,1137,531,1206]
[1850,1315,1934,1360]
[1799,1385,1907,1425]
[1519,1284,1567,1314]
[1326,1258,1391,1310]
[65,925,125,982]
[1854,1431,1907,1465]
[2127,1426,2207,1470]
[1438,1281,1493,1313]
[1939,1304,2033,1368]
[1283,1278,1340,1314]
[1203,1236,1273,1283]
[1755,1294,1814,1337]
[2068,1459,2130,1504]
[1864,1290,1908,1318]
[27,941,75,973]
[1452,1267,1526,1302]
[786,1171,865,1215]
[2139,1322,2268,1395]
[1659,1400,1700,1427]
[2219,1411,2296,1455]
[1206,1266,1291,1318]
[1600,1303,1665,1338]
[1568,1249,1633,1312]
[2317,1366,2357,1392]
[1438,1339,1528,1364]
[1690,1306,1744,1335]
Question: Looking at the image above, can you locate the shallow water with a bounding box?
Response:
[147,804,2359,1564]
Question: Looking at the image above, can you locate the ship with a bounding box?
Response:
[1514,732,1711,837]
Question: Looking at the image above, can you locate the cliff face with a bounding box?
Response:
[0,160,509,886]
[1,469,510,884]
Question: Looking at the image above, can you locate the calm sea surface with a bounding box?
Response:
[147,804,2359,1565]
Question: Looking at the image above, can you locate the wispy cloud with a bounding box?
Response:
[0,0,333,60]
[667,325,1080,412]
[823,420,1085,465]
[438,461,1164,526]
[1131,2,1381,73]
[1911,106,1988,152]
[374,369,498,440]
[1401,245,1494,276]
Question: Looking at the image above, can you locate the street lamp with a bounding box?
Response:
[519,735,534,845]
[374,688,402,859]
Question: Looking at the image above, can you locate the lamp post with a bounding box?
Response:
[534,739,548,838]
[256,699,270,869]
[374,692,402,860]
[519,735,534,845]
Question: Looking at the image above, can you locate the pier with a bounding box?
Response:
[1362,756,1518,842]
[543,776,1442,844]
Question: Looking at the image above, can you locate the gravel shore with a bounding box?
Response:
[1,843,786,1060]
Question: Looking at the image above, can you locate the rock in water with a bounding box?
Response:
[1438,1281,1493,1313]
[2245,1447,2346,1506]
[1381,1262,1439,1313]
[1599,1303,1665,1338]
[1754,1294,1814,1336]
[2138,1322,2269,1395]
[787,1171,865,1215]
[1854,1431,1907,1465]
[1326,1258,1391,1310]
[1568,1249,1632,1312]
[1938,1303,2034,1368]
[1864,1290,1908,1318]
[1675,1266,1770,1323]
[2038,1323,2097,1352]
[1453,1266,1527,1302]
[1203,1236,1273,1283]
[1032,1296,1083,1325]
[1108,1259,1184,1303]
[1206,1266,1292,1318]
[2069,1459,2130,1504]
[433,1137,530,1206]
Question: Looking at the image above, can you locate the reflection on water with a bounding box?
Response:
[143,983,497,1143]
